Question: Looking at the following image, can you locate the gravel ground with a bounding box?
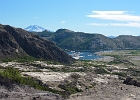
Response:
[68,79,140,100]
[0,86,65,100]
[1,76,140,100]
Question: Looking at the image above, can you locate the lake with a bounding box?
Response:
[67,51,102,60]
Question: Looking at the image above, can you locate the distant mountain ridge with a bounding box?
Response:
[0,24,74,64]
[108,36,116,38]
[35,29,140,51]
[24,25,46,32]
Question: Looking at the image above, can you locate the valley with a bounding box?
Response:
[0,50,140,100]
[2,0,140,99]
[1,24,140,100]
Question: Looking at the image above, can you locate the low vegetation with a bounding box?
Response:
[0,67,55,90]
[1,50,140,98]
[0,67,82,98]
[112,72,127,77]
[94,67,110,74]
[0,56,41,63]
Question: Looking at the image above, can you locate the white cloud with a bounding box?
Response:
[111,22,140,27]
[87,11,140,22]
[61,21,66,24]
[86,11,140,28]
[87,22,140,28]
[86,23,108,26]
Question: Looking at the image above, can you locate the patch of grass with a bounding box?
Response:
[45,60,60,65]
[0,56,41,63]
[102,54,120,59]
[85,82,96,89]
[94,64,108,68]
[112,72,126,77]
[58,83,82,96]
[125,68,140,77]
[71,74,80,79]
[30,63,45,69]
[94,67,110,74]
[108,59,122,64]
[108,58,134,65]
[0,67,72,98]
[48,66,86,72]
[0,56,59,65]
[129,50,140,55]
[1,58,14,62]
[57,73,82,97]
[16,56,41,62]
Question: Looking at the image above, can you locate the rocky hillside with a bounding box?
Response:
[0,24,74,64]
[0,75,64,100]
[36,29,140,50]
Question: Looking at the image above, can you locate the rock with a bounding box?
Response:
[0,76,65,100]
[0,24,75,64]
[0,76,14,89]
[123,77,140,87]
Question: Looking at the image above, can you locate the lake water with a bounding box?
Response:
[67,51,102,60]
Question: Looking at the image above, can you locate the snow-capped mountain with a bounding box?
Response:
[24,25,46,32]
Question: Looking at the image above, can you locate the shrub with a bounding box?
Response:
[71,74,80,79]
[94,68,110,74]
[58,83,82,95]
[0,67,76,98]
[1,67,20,81]
[112,72,126,77]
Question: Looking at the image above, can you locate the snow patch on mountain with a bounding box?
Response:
[24,25,46,32]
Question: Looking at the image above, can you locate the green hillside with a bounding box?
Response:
[36,29,140,51]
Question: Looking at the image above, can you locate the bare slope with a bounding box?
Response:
[0,24,74,64]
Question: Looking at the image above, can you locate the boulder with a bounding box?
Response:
[123,77,140,87]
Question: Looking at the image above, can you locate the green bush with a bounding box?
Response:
[1,67,20,81]
[94,68,110,74]
[58,84,82,95]
[71,74,80,79]
[0,67,76,98]
[112,72,126,77]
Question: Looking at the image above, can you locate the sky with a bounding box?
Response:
[1,0,140,36]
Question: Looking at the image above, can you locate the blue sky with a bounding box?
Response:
[1,0,140,36]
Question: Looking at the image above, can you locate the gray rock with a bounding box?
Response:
[0,24,75,64]
[123,77,140,87]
